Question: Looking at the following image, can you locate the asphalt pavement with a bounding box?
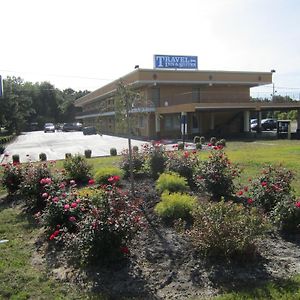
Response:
[0,131,150,163]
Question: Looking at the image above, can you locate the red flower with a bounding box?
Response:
[208,143,212,147]
[295,201,300,208]
[108,175,120,184]
[69,216,76,222]
[244,186,248,192]
[261,181,267,187]
[88,179,95,185]
[120,246,130,254]
[247,198,254,204]
[71,202,77,208]
[64,204,70,210]
[237,190,243,196]
[184,151,189,158]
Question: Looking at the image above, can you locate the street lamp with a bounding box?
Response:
[271,69,276,101]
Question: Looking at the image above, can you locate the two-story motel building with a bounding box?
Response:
[75,68,300,139]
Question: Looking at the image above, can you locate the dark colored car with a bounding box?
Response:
[62,122,83,132]
[83,126,97,135]
[261,119,277,131]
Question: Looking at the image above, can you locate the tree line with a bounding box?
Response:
[0,76,90,134]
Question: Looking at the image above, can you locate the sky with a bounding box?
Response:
[1,0,300,99]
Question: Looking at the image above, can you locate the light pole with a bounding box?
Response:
[271,69,276,101]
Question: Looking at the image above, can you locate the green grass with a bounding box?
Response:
[215,275,300,300]
[0,202,89,299]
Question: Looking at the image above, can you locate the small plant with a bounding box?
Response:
[209,137,217,146]
[166,151,200,189]
[195,142,202,150]
[0,145,5,154]
[147,147,167,179]
[155,192,197,222]
[65,153,72,159]
[84,149,92,158]
[12,154,20,164]
[39,153,47,161]
[120,149,146,178]
[217,138,226,147]
[194,148,240,200]
[188,200,269,259]
[110,148,117,156]
[178,143,184,150]
[193,136,200,144]
[200,136,205,144]
[1,163,23,195]
[132,145,139,152]
[94,167,123,185]
[155,172,189,194]
[63,154,92,184]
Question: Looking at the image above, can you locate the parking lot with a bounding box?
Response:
[0,131,150,163]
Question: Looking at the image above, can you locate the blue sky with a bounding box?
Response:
[1,0,300,99]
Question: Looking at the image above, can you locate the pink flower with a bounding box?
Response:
[71,202,77,208]
[69,216,76,222]
[59,183,65,189]
[42,192,48,198]
[108,175,120,184]
[49,234,55,240]
[76,198,81,204]
[261,181,267,187]
[208,143,212,147]
[184,151,189,158]
[53,197,59,203]
[88,179,95,185]
[64,204,70,210]
[295,201,300,208]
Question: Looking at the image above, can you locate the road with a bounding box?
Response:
[0,131,150,163]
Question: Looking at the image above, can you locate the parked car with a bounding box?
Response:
[44,123,55,133]
[83,126,97,135]
[251,118,277,131]
[62,122,83,132]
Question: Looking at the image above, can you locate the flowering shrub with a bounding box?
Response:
[240,165,294,213]
[63,154,92,184]
[165,151,199,189]
[120,149,146,178]
[20,162,52,211]
[188,200,269,259]
[155,172,189,194]
[94,167,123,185]
[194,148,240,200]
[66,181,145,264]
[1,163,23,195]
[41,180,85,233]
[154,192,197,222]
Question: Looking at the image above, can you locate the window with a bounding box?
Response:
[192,87,200,101]
[151,87,160,106]
[138,115,145,128]
[164,114,180,130]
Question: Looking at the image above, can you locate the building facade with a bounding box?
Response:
[75,68,300,139]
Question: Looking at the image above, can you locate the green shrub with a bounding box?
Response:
[39,153,47,161]
[195,142,202,150]
[210,137,217,146]
[189,200,269,259]
[120,149,146,178]
[178,143,184,150]
[0,145,5,154]
[65,153,72,159]
[84,149,92,158]
[132,145,139,152]
[20,162,52,211]
[12,154,20,164]
[217,138,226,147]
[194,148,240,200]
[63,154,92,184]
[110,148,117,156]
[147,147,167,179]
[1,163,23,195]
[200,136,205,144]
[94,167,123,185]
[165,151,199,189]
[155,192,197,222]
[155,172,189,194]
[193,136,200,144]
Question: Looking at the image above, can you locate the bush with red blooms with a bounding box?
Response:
[63,177,145,264]
[1,162,23,195]
[194,148,240,200]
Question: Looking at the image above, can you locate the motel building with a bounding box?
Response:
[75,56,300,140]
